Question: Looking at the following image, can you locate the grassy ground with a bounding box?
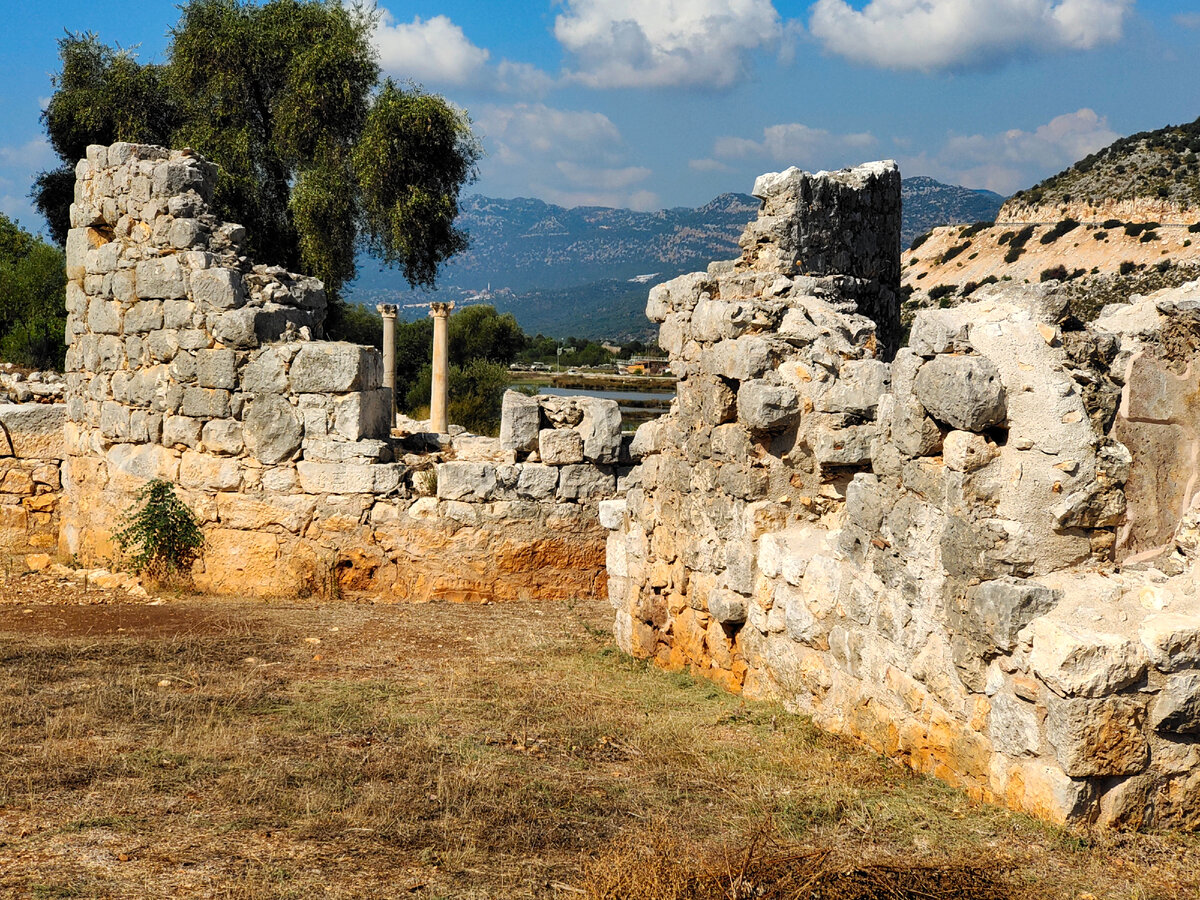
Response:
[0,585,1198,898]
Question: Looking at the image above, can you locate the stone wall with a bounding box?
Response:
[60,142,621,600]
[606,161,1200,829]
[0,405,65,554]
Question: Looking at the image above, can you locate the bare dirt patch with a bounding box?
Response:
[0,579,1197,898]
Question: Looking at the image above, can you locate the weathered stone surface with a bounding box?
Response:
[290,343,382,393]
[1045,696,1149,777]
[216,492,316,533]
[577,398,622,463]
[989,692,1041,757]
[1030,617,1149,698]
[737,380,798,433]
[708,588,747,624]
[943,430,998,473]
[0,405,66,459]
[961,577,1061,652]
[557,464,615,501]
[500,390,540,453]
[190,267,244,310]
[296,461,402,494]
[599,498,627,531]
[913,355,1007,432]
[302,438,388,463]
[243,394,303,464]
[179,450,242,492]
[135,257,186,299]
[539,428,584,465]
[162,415,201,449]
[1139,614,1200,673]
[1151,672,1200,734]
[333,390,391,442]
[516,463,559,500]
[201,419,243,456]
[436,462,497,501]
[196,349,237,390]
[181,387,231,419]
[211,308,258,349]
[243,347,289,393]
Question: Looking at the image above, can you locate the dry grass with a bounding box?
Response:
[0,591,1197,898]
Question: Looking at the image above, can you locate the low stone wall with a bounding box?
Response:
[0,405,65,554]
[58,142,621,600]
[607,161,1200,829]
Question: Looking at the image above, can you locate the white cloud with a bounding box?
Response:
[495,60,557,96]
[540,185,661,211]
[556,161,652,190]
[909,108,1119,194]
[688,158,734,173]
[554,0,786,88]
[809,0,1133,71]
[373,11,490,85]
[0,138,54,170]
[1175,13,1200,29]
[712,123,877,166]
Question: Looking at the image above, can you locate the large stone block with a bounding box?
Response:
[557,464,616,501]
[736,380,798,433]
[577,398,622,464]
[499,390,540,452]
[135,256,186,299]
[1151,672,1200,734]
[436,461,497,501]
[196,349,238,390]
[215,493,317,534]
[913,355,1007,432]
[191,267,245,310]
[516,463,558,500]
[243,347,289,393]
[0,405,66,459]
[289,343,383,393]
[295,461,403,494]
[181,387,231,419]
[201,419,244,456]
[212,308,259,349]
[1029,617,1148,698]
[960,577,1061,652]
[179,450,242,492]
[540,428,584,465]
[333,390,391,441]
[243,394,303,464]
[1045,695,1149,777]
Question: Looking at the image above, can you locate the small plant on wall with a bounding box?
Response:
[113,479,204,582]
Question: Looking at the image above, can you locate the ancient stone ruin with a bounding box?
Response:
[57,142,629,600]
[5,140,1200,831]
[604,161,1200,829]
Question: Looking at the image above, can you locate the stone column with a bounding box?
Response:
[377,303,397,425]
[429,302,454,433]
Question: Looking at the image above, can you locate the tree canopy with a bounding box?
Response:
[0,214,67,369]
[35,0,481,338]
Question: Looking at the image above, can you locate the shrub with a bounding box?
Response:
[959,221,991,239]
[960,281,978,296]
[1102,219,1123,229]
[1009,225,1035,250]
[908,231,932,251]
[1157,260,1172,273]
[1189,222,1200,233]
[1119,261,1137,275]
[1040,265,1069,282]
[113,480,204,580]
[997,230,1016,245]
[1140,231,1159,243]
[1039,218,1080,244]
[940,241,971,264]
[1093,231,1108,241]
[1124,223,1147,237]
[1004,246,1024,264]
[406,358,510,436]
[927,284,956,302]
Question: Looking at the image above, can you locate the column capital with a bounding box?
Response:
[376,303,397,318]
[429,301,455,318]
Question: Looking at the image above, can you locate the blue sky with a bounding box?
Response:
[2,0,1199,234]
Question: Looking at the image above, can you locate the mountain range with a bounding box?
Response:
[347,177,1006,340]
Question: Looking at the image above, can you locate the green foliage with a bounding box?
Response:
[0,215,67,369]
[1119,261,1138,275]
[1093,231,1108,241]
[113,479,204,578]
[927,284,956,302]
[996,230,1015,245]
[959,221,991,239]
[1102,219,1123,229]
[37,2,480,335]
[907,231,932,252]
[405,359,510,436]
[1189,222,1200,234]
[939,241,971,264]
[1003,246,1024,264]
[1039,218,1079,244]
[1140,230,1159,243]
[1040,265,1069,283]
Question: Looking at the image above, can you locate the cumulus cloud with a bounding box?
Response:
[911,108,1119,194]
[554,0,786,88]
[809,0,1133,71]
[711,123,877,166]
[688,158,734,173]
[474,103,657,209]
[374,11,490,85]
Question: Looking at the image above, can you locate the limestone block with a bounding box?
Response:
[913,355,1007,432]
[152,158,208,197]
[989,691,1041,757]
[212,308,259,349]
[146,329,180,362]
[163,299,196,329]
[736,380,798,433]
[181,387,231,419]
[112,269,136,304]
[216,493,316,534]
[0,405,66,459]
[780,583,822,646]
[191,267,245,311]
[333,390,391,442]
[302,438,389,463]
[708,588,747,625]
[961,577,1062,652]
[1045,695,1149,777]
[124,300,163,334]
[243,395,303,465]
[1029,617,1149,698]
[162,415,202,449]
[499,390,540,452]
[202,419,244,456]
[87,298,122,334]
[846,473,884,533]
[99,401,130,442]
[1138,614,1200,673]
[1151,672,1200,734]
[677,376,736,427]
[943,430,998,472]
[243,347,289,393]
[557,464,616,501]
[168,217,200,249]
[700,335,776,382]
[105,443,180,491]
[817,359,891,417]
[576,398,622,464]
[179,450,242,492]
[813,424,875,466]
[540,428,584,465]
[516,463,558,500]
[261,466,299,493]
[909,311,973,357]
[690,299,753,342]
[195,349,237,390]
[289,343,383,393]
[135,256,186,299]
[630,420,667,458]
[97,336,124,371]
[599,498,627,530]
[436,461,498,501]
[296,461,403,494]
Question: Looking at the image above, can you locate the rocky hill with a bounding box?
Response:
[348,178,1008,340]
[903,116,1200,324]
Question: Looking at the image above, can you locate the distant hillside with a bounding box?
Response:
[1010,115,1200,211]
[901,177,1005,247]
[348,177,1009,340]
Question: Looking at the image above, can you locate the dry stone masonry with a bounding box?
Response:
[605,161,1200,829]
[59,142,625,601]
